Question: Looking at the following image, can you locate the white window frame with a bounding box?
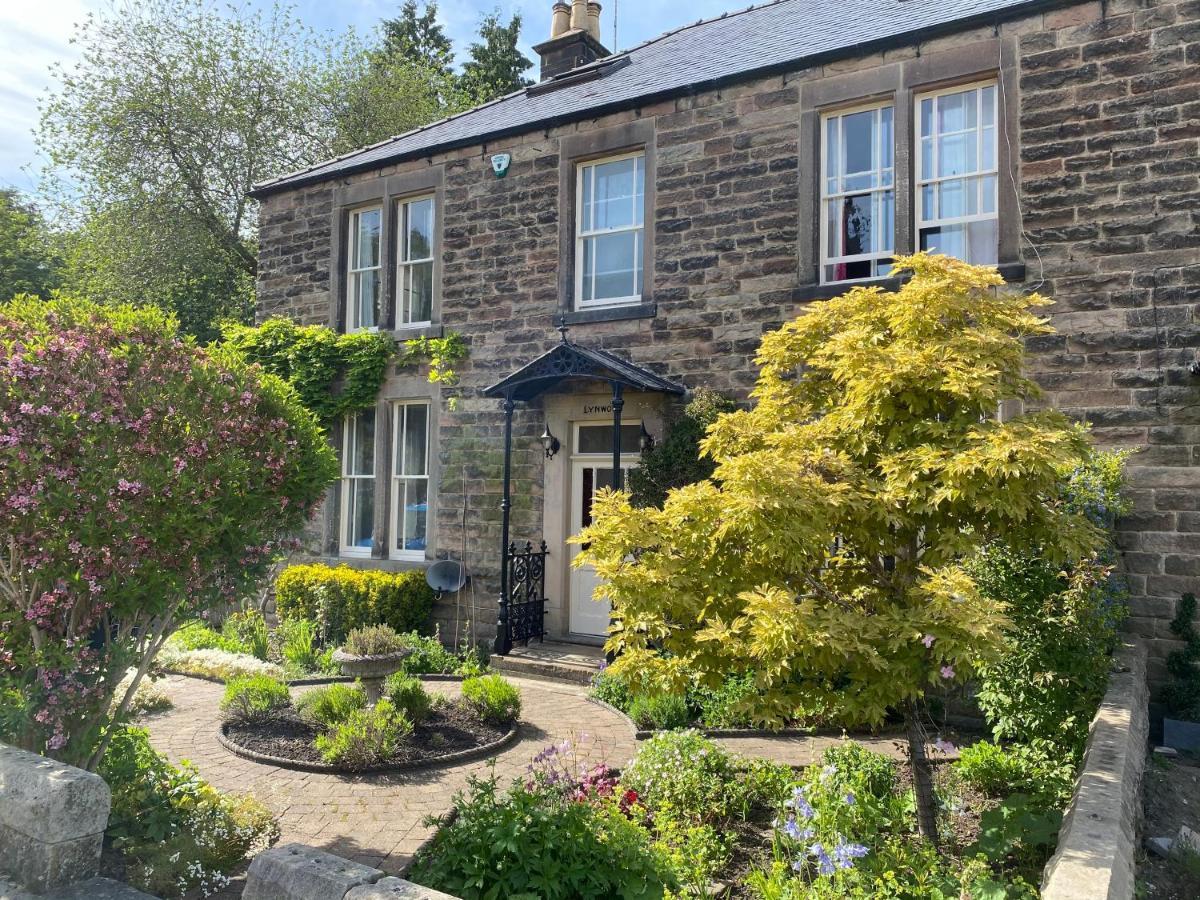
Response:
[914,79,1000,263]
[819,101,896,285]
[574,150,645,309]
[347,206,382,333]
[390,400,431,561]
[396,195,435,327]
[339,410,375,558]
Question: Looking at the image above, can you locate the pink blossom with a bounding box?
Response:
[921,634,935,648]
[940,665,956,679]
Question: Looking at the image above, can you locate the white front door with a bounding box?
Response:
[567,422,639,638]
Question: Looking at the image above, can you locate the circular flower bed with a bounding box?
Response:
[216,671,523,774]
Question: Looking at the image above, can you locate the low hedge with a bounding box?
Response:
[275,564,434,642]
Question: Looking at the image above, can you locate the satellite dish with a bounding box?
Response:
[426,560,467,595]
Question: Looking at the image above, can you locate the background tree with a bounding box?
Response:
[0,296,337,769]
[37,0,334,339]
[0,190,65,300]
[460,11,534,103]
[379,0,455,79]
[577,254,1104,844]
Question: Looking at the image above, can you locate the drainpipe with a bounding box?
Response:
[494,393,516,655]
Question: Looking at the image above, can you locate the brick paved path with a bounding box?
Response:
[145,674,638,874]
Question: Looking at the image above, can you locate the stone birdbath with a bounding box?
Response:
[332,647,412,704]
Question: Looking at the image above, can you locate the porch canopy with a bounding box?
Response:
[482,336,685,653]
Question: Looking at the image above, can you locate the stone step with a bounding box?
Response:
[489,641,604,686]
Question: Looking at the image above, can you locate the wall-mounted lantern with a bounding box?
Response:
[540,425,560,459]
[639,422,655,452]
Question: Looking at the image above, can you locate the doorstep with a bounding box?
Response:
[490,641,605,686]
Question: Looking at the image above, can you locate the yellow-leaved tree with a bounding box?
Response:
[576,253,1104,843]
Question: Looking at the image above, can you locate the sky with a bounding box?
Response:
[0,0,741,196]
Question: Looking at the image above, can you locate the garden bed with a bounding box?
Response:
[218,700,517,773]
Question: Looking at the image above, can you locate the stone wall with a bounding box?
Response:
[257,0,1200,667]
[244,844,457,900]
[1041,641,1149,900]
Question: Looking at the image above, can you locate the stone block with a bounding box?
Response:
[243,844,385,900]
[0,743,110,893]
[345,877,461,900]
[47,876,161,900]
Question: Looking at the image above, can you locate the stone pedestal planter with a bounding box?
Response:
[331,649,411,703]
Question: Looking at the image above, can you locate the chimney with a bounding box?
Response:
[533,0,610,80]
[550,2,570,38]
[587,2,602,41]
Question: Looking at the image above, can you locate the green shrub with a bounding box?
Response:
[275,564,435,643]
[221,610,269,660]
[343,624,406,656]
[100,727,278,897]
[694,673,759,728]
[274,617,321,673]
[157,647,285,682]
[621,730,744,824]
[409,774,676,899]
[590,668,632,710]
[972,450,1129,753]
[167,621,247,655]
[219,675,291,722]
[627,388,737,508]
[954,740,1076,810]
[628,693,691,731]
[315,699,411,769]
[295,683,366,727]
[391,629,460,674]
[461,675,521,725]
[384,673,432,724]
[1162,592,1200,721]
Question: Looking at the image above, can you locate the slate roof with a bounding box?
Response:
[252,0,1058,197]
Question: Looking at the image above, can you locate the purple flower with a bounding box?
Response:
[831,838,869,869]
[785,786,816,819]
[777,814,814,842]
[809,842,836,876]
[933,737,957,755]
[843,792,855,806]
[940,665,956,679]
[922,634,935,648]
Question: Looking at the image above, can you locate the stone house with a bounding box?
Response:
[251,0,1200,683]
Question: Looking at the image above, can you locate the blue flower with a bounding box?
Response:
[809,842,835,876]
[777,814,814,842]
[843,791,855,806]
[831,838,869,870]
[784,785,816,819]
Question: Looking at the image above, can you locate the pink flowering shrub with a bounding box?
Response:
[0,297,337,768]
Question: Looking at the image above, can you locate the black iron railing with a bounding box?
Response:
[495,540,548,654]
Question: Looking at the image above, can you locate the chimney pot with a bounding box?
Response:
[550,2,570,38]
[569,0,589,32]
[586,2,602,41]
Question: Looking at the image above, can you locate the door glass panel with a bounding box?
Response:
[576,424,641,454]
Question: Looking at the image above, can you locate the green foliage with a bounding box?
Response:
[379,1,455,79]
[384,673,433,724]
[579,254,1102,733]
[343,624,407,657]
[972,549,1125,751]
[274,617,322,673]
[970,794,1062,871]
[221,318,393,421]
[0,190,64,300]
[694,673,761,728]
[628,693,691,731]
[458,11,534,104]
[167,621,249,655]
[36,0,336,340]
[953,741,1076,810]
[315,698,411,768]
[591,668,633,710]
[295,682,367,727]
[409,772,675,899]
[621,731,745,824]
[222,610,269,661]
[275,563,435,643]
[219,675,292,722]
[1162,593,1200,720]
[461,675,521,725]
[399,331,469,386]
[100,727,278,897]
[628,389,738,508]
[395,628,463,674]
